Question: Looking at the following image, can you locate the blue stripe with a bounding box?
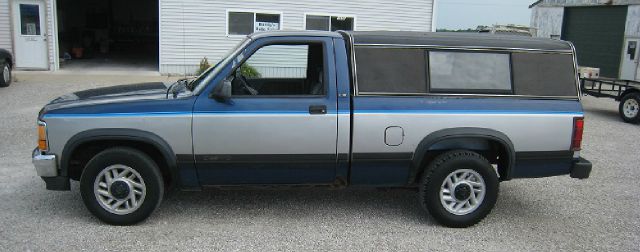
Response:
[354,110,583,115]
[43,112,191,118]
[43,109,584,118]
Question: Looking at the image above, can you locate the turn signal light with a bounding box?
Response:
[571,117,584,151]
[38,122,48,151]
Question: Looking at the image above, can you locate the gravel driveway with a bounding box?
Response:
[1,73,638,251]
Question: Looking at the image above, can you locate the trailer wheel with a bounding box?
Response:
[619,93,640,124]
[418,150,499,228]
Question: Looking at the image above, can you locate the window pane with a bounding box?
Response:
[331,16,354,31]
[306,15,330,31]
[246,45,308,79]
[232,44,325,96]
[512,53,577,96]
[355,48,427,93]
[255,13,280,32]
[429,51,511,93]
[20,4,40,35]
[229,12,253,35]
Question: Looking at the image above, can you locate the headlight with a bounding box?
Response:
[37,121,48,151]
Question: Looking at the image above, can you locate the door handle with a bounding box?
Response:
[309,105,327,114]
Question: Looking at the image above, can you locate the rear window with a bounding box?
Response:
[511,53,578,97]
[354,47,427,93]
[428,51,512,94]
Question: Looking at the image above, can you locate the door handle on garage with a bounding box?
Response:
[309,105,327,114]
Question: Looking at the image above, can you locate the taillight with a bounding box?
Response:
[571,117,584,151]
[38,121,48,151]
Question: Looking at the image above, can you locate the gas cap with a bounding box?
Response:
[385,126,404,146]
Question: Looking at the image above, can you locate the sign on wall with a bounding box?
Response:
[255,22,279,32]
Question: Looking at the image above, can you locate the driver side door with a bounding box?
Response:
[192,37,338,185]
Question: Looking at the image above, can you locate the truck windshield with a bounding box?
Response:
[190,38,251,93]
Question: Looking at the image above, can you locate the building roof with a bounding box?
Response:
[529,0,640,8]
[344,31,573,51]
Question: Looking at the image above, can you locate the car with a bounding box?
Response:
[32,31,592,227]
[0,48,13,87]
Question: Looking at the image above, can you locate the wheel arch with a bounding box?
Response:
[61,128,179,188]
[410,127,516,183]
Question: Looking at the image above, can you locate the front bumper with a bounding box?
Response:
[32,148,70,190]
[570,157,592,179]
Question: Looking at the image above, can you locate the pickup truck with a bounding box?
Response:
[32,31,592,227]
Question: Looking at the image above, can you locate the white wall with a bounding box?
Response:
[160,0,434,75]
[530,6,564,38]
[626,5,640,80]
[0,0,12,54]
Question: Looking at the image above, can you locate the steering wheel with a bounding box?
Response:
[234,69,258,95]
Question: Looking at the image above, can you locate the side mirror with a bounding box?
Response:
[210,79,232,102]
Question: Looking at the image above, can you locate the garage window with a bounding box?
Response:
[428,51,512,94]
[306,15,354,31]
[228,11,281,35]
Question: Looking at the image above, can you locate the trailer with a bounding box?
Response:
[581,78,640,123]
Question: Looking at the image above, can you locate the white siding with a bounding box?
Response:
[160,0,434,74]
[0,0,13,53]
[628,5,640,80]
[530,6,564,38]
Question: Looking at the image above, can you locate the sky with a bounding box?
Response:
[436,0,534,29]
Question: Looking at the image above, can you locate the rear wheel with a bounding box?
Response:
[619,93,640,124]
[419,150,499,228]
[80,147,164,225]
[0,63,11,87]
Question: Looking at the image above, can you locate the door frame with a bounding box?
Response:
[619,36,640,80]
[11,0,51,70]
[192,36,340,185]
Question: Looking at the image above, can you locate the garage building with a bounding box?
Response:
[530,0,640,80]
[0,0,435,75]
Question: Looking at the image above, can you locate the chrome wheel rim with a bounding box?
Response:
[2,65,9,83]
[94,164,146,215]
[440,169,486,216]
[623,99,639,118]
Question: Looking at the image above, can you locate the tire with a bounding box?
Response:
[80,147,164,225]
[619,92,640,124]
[0,62,11,87]
[418,150,499,228]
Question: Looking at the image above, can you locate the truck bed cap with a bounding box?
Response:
[344,31,573,51]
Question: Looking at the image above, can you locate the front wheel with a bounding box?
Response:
[619,93,640,124]
[80,147,164,225]
[419,150,499,228]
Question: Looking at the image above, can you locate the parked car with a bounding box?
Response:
[0,48,13,87]
[32,31,592,227]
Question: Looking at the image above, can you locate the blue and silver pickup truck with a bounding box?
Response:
[32,31,592,227]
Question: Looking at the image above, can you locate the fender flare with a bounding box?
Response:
[60,128,179,185]
[409,127,516,182]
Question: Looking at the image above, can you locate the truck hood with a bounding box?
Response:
[42,82,170,113]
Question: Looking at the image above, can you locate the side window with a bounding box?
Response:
[428,51,512,94]
[230,43,325,96]
[512,53,578,97]
[355,47,427,94]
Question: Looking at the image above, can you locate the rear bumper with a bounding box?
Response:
[570,157,592,179]
[32,148,70,191]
